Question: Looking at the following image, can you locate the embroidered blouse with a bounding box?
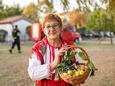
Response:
[28,37,83,81]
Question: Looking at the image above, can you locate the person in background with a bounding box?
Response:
[9,25,21,53]
[28,14,87,86]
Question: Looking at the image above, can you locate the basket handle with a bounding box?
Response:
[65,45,91,62]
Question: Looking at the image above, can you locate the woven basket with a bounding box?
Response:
[58,45,91,86]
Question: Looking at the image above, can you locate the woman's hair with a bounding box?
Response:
[42,13,62,28]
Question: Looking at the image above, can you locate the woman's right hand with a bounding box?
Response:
[50,47,67,71]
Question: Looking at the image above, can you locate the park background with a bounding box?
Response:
[0,0,115,86]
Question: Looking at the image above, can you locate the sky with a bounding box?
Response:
[3,0,38,8]
[3,0,107,12]
[3,0,77,12]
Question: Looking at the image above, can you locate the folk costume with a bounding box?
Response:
[28,37,83,86]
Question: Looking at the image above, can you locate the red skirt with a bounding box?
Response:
[35,79,72,86]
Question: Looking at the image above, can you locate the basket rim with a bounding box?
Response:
[64,45,91,62]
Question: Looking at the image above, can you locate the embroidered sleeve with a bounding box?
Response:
[28,52,51,80]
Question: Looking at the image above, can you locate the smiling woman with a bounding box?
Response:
[28,14,76,86]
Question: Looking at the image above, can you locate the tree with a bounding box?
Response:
[0,0,22,20]
[60,0,70,12]
[106,0,115,44]
[86,7,115,44]
[22,3,38,22]
[69,9,85,29]
[0,0,6,19]
[5,5,22,16]
[37,0,55,21]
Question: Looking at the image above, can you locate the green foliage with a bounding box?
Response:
[0,2,22,20]
[85,8,115,32]
[57,50,76,69]
[60,0,70,11]
[57,48,97,72]
[45,0,54,12]
[109,0,115,13]
[78,51,97,71]
[22,3,38,21]
[87,61,97,71]
[78,52,88,60]
[6,5,22,16]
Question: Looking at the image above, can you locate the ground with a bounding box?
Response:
[0,39,115,86]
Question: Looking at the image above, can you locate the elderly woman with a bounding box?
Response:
[28,14,85,86]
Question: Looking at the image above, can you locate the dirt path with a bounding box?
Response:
[0,41,115,86]
[81,43,115,86]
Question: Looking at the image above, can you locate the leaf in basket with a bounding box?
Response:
[66,51,76,60]
[57,62,66,68]
[87,61,97,71]
[78,52,97,71]
[78,52,88,60]
[57,50,76,70]
[66,60,72,65]
[67,50,70,56]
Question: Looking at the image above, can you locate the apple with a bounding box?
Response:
[67,70,73,76]
[79,70,84,75]
[75,71,80,76]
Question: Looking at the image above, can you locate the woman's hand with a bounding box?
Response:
[50,47,67,71]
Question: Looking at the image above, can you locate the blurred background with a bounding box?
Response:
[0,0,115,86]
[0,0,115,44]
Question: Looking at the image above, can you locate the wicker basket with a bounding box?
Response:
[58,45,91,86]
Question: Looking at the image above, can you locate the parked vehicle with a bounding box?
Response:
[61,24,81,44]
[104,31,114,38]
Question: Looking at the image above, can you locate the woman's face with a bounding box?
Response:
[43,20,62,40]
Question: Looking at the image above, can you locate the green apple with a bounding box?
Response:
[75,71,80,76]
[67,70,73,76]
[79,70,84,75]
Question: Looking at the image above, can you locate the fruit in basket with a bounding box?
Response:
[79,70,85,75]
[78,51,97,76]
[74,68,85,76]
[75,71,80,76]
[63,73,68,76]
[56,46,96,85]
[67,70,74,76]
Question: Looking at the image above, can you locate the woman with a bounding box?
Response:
[28,14,84,86]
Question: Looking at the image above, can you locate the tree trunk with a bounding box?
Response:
[110,32,113,45]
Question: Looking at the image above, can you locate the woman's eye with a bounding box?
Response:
[46,25,51,29]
